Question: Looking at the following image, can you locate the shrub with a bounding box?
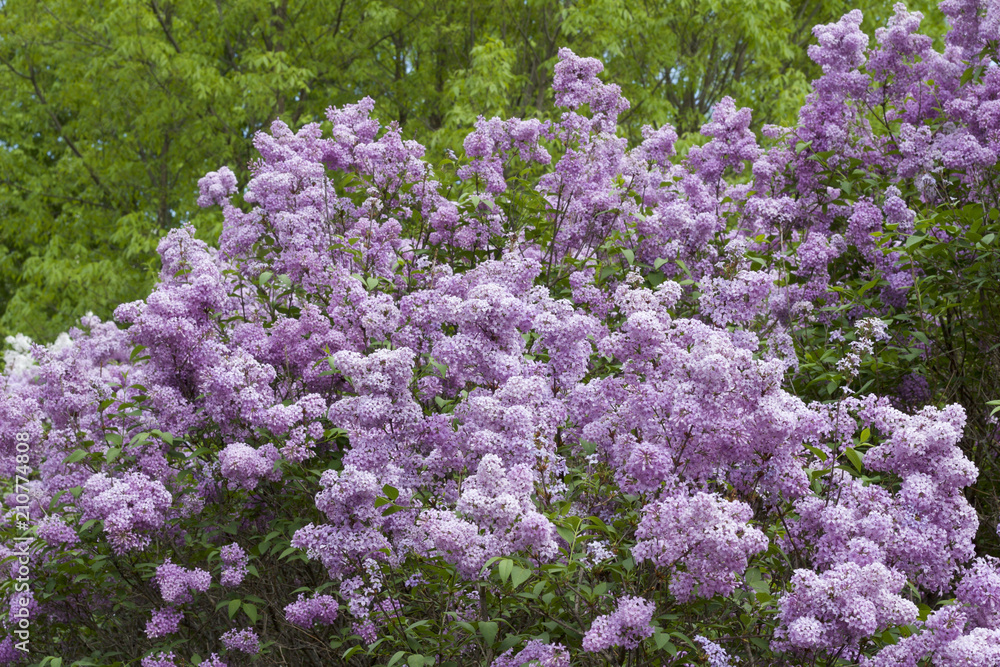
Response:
[2,2,1000,665]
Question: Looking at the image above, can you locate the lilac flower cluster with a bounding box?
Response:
[219,627,260,654]
[34,515,79,547]
[695,635,738,667]
[581,596,656,652]
[140,652,177,667]
[837,318,890,379]
[219,543,248,587]
[633,492,768,601]
[78,472,172,553]
[284,593,339,627]
[492,640,570,667]
[155,558,211,605]
[773,562,917,654]
[861,560,1000,667]
[218,441,282,491]
[416,453,559,577]
[955,556,1000,629]
[145,606,183,639]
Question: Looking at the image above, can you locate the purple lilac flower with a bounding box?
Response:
[284,593,339,627]
[34,515,79,547]
[145,606,182,639]
[491,640,570,667]
[220,543,248,587]
[633,491,768,601]
[774,562,917,655]
[220,627,260,654]
[0,636,22,664]
[695,635,738,666]
[141,653,177,667]
[78,472,172,553]
[155,558,211,605]
[581,595,656,652]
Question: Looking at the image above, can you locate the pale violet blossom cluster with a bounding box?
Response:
[581,596,656,652]
[695,635,739,666]
[219,627,260,654]
[219,543,248,587]
[837,318,890,379]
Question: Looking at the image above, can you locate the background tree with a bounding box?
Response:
[0,0,943,342]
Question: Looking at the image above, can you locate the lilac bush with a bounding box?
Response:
[1,1,1000,665]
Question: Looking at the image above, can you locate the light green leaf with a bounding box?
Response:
[845,447,864,473]
[479,621,499,646]
[63,449,90,465]
[498,558,513,583]
[510,565,531,590]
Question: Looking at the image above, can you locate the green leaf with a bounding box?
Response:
[479,621,499,646]
[804,445,828,462]
[653,632,676,654]
[498,558,513,583]
[407,656,427,667]
[228,599,241,619]
[622,248,635,265]
[244,603,258,623]
[343,646,365,660]
[856,277,880,297]
[387,651,407,667]
[498,635,522,654]
[510,565,531,590]
[63,449,90,465]
[845,447,864,473]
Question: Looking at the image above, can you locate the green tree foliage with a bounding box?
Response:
[0,0,943,341]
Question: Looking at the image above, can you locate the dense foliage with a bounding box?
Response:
[2,1,1000,666]
[0,0,943,341]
